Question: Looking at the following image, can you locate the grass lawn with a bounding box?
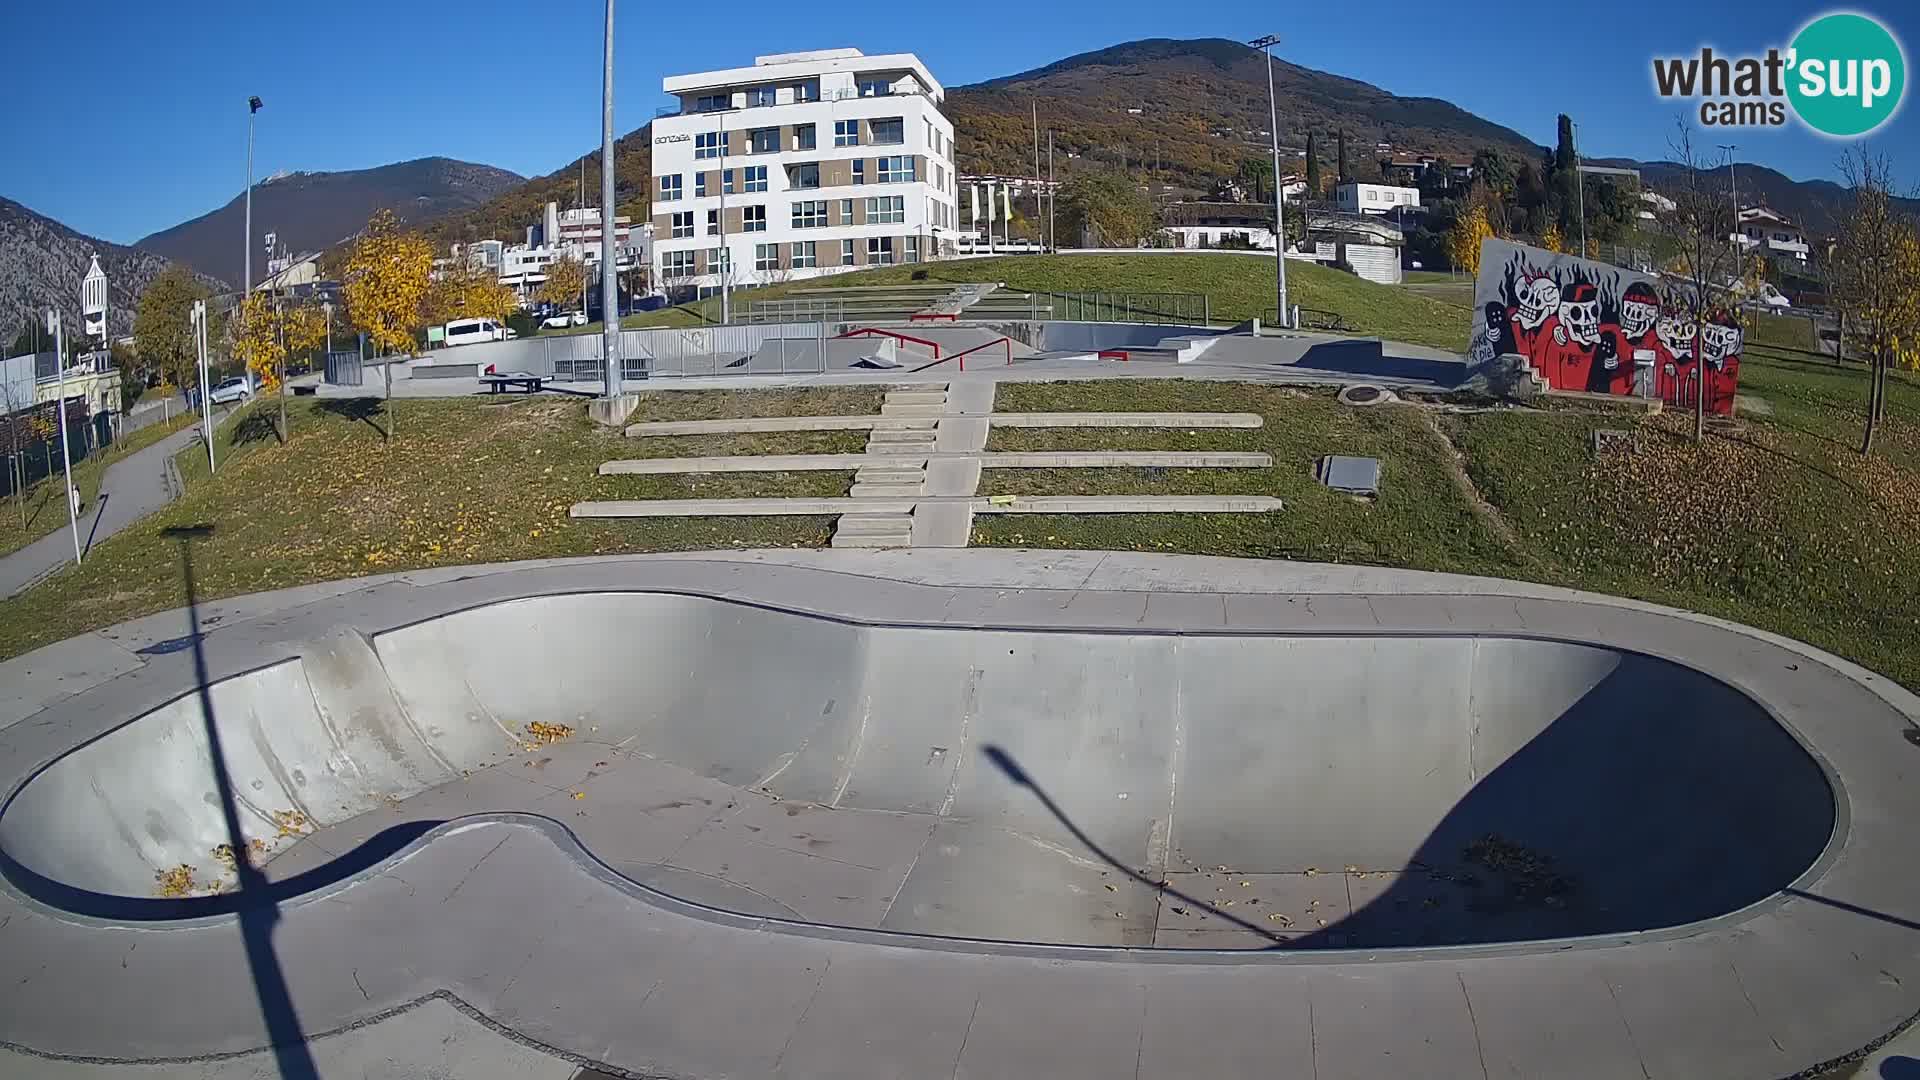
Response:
[616,255,1474,353]
[0,389,888,660]
[0,408,207,559]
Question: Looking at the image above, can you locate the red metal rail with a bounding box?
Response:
[909,312,959,323]
[1098,349,1130,362]
[836,326,940,358]
[951,336,1013,372]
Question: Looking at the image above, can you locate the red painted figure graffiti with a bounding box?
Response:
[1699,311,1743,416]
[1539,282,1602,391]
[1601,282,1661,397]
[1653,309,1699,407]
[1483,274,1562,382]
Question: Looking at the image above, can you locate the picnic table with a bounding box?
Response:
[480,372,546,395]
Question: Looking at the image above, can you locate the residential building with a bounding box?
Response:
[1735,206,1809,264]
[650,48,959,298]
[1162,201,1278,250]
[1336,182,1420,216]
[1299,210,1405,285]
[80,256,108,344]
[489,202,653,303]
[1637,190,1676,220]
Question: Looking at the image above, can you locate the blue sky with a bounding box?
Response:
[5,0,1915,244]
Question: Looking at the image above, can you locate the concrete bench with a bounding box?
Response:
[480,373,545,395]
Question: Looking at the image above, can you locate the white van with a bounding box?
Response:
[442,319,506,348]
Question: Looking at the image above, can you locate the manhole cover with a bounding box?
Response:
[1337,384,1394,407]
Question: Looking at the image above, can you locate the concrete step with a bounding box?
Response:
[849,482,924,498]
[869,428,940,446]
[854,467,927,485]
[836,513,916,536]
[880,403,947,418]
[871,417,939,431]
[883,389,948,406]
[831,531,915,549]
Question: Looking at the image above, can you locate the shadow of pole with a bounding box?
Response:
[980,744,1291,947]
[163,523,319,1080]
[81,492,108,558]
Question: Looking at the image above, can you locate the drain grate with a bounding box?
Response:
[1318,455,1381,497]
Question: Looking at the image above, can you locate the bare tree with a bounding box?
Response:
[0,376,30,528]
[1661,121,1744,442]
[1829,147,1920,454]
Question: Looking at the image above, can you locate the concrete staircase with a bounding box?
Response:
[832,386,945,548]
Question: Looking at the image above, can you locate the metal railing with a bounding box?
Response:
[744,297,847,324]
[1039,291,1211,326]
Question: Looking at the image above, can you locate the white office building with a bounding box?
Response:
[650,48,959,298]
[1336,182,1421,216]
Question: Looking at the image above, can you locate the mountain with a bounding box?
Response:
[1621,159,1920,237]
[135,157,523,285]
[421,135,653,252]
[0,196,194,348]
[945,38,1544,185]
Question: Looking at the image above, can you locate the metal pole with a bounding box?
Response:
[1719,145,1740,259]
[719,111,729,324]
[600,0,622,396]
[1032,101,1040,247]
[1252,36,1288,328]
[1047,130,1055,253]
[49,310,80,565]
[1572,120,1588,259]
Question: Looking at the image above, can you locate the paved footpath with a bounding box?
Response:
[0,411,228,598]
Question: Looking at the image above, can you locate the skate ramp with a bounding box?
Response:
[0,592,1834,947]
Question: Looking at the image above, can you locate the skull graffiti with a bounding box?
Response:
[1656,311,1696,359]
[1516,275,1561,330]
[1620,283,1660,339]
[1557,283,1601,346]
[1701,320,1742,366]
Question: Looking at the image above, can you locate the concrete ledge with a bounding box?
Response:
[599,451,1272,474]
[972,495,1283,513]
[989,412,1264,428]
[571,495,1283,518]
[573,498,919,517]
[625,415,932,437]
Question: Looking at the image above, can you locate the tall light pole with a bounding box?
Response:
[245,97,262,297]
[600,0,622,396]
[192,300,214,474]
[48,310,80,566]
[718,110,730,323]
[1570,119,1588,259]
[1718,144,1741,257]
[1249,35,1288,329]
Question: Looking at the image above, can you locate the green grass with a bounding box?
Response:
[0,391,890,661]
[619,255,1475,352]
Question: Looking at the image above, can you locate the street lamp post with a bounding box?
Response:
[192,300,214,473]
[1571,120,1588,259]
[245,97,262,297]
[600,0,621,396]
[1249,35,1289,329]
[47,310,80,566]
[1719,144,1740,257]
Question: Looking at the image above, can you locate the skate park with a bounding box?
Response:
[1,550,1916,1079]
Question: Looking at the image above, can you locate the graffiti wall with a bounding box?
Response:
[1467,238,1742,415]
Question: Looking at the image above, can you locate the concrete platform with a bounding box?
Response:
[625,412,1263,437]
[600,451,1275,474]
[570,495,1285,517]
[0,552,1914,1079]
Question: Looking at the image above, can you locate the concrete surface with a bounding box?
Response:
[569,495,1286,517]
[0,552,1914,1079]
[0,408,232,598]
[600,451,1274,473]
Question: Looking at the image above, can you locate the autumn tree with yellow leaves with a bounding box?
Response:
[1539,222,1566,254]
[425,260,518,328]
[537,255,588,313]
[230,292,287,438]
[343,210,433,438]
[1830,147,1920,454]
[1448,203,1494,277]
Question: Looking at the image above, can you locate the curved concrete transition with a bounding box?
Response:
[0,552,1914,1080]
[2,594,1835,950]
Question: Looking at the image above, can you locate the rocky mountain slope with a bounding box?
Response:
[1,197,188,348]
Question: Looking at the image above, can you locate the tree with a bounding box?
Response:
[133,265,213,391]
[538,256,588,312]
[1058,170,1157,247]
[1238,156,1274,203]
[1540,222,1566,254]
[1472,148,1515,200]
[1304,132,1321,197]
[1448,203,1494,277]
[231,293,287,438]
[425,260,518,328]
[1336,129,1350,184]
[1661,121,1744,442]
[343,210,433,439]
[1829,147,1920,454]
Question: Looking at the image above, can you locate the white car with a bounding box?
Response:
[541,312,588,329]
[208,376,252,404]
[442,319,507,347]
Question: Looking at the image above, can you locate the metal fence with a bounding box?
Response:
[323,350,364,386]
[743,298,848,324]
[422,322,833,382]
[1038,291,1211,326]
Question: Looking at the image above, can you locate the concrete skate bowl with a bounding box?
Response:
[0,592,1838,951]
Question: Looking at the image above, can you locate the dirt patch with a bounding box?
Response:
[1420,411,1525,554]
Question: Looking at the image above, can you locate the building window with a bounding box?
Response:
[693,94,728,112]
[867,236,894,264]
[834,120,860,147]
[695,172,707,197]
[841,198,856,224]
[793,80,819,103]
[905,235,919,263]
[791,240,817,268]
[749,127,779,154]
[664,250,696,278]
[742,205,766,232]
[670,211,693,239]
[859,79,891,97]
[755,243,779,271]
[870,117,904,145]
[925,119,934,147]
[867,195,904,224]
[878,156,914,183]
[842,238,856,264]
[747,85,776,108]
[658,174,683,201]
[793,201,828,228]
[722,169,735,195]
[853,159,865,185]
[707,247,730,274]
[788,163,820,189]
[695,132,723,160]
[743,165,767,192]
[707,209,719,235]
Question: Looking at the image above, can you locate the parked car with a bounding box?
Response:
[442,319,508,347]
[208,376,253,404]
[541,311,588,329]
